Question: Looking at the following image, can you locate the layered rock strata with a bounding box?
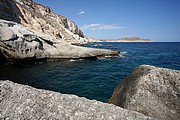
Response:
[109,65,180,120]
[0,0,88,44]
[0,19,119,61]
[0,80,154,120]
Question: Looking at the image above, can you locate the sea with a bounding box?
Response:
[0,42,180,102]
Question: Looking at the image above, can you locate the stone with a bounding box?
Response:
[109,65,180,120]
[0,19,120,61]
[0,0,120,62]
[0,80,155,120]
[0,0,89,45]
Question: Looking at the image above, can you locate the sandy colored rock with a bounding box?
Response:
[109,65,180,120]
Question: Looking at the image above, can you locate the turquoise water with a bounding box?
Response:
[0,42,180,102]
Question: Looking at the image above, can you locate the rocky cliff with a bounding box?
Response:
[109,65,180,120]
[0,19,119,62]
[0,0,88,45]
[0,80,154,120]
[0,0,121,62]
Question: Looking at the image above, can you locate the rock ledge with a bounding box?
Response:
[0,19,120,62]
[0,80,154,120]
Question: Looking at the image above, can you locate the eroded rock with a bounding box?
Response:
[0,19,119,61]
[0,0,89,44]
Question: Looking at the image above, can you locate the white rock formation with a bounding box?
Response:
[0,19,119,61]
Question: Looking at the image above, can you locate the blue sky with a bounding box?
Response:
[33,0,180,42]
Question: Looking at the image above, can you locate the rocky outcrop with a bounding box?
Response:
[0,80,154,120]
[0,0,88,44]
[0,0,121,62]
[0,19,119,61]
[109,65,180,120]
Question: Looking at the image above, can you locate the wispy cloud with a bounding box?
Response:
[79,11,85,15]
[81,24,123,30]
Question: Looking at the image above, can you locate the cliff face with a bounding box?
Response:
[0,19,119,61]
[109,65,180,120]
[0,0,121,62]
[0,80,154,120]
[0,0,87,44]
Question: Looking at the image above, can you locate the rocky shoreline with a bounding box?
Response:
[0,19,119,62]
[0,0,120,63]
[1,65,179,119]
[0,1,179,119]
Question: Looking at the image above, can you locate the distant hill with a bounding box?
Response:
[101,37,153,42]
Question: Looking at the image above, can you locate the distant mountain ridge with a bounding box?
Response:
[102,37,153,42]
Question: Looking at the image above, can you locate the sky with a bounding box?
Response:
[33,0,180,42]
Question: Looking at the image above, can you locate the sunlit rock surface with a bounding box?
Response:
[0,0,89,44]
[109,65,180,120]
[0,80,154,120]
[0,19,119,61]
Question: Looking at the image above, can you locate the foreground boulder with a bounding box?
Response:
[0,19,119,62]
[109,65,180,120]
[0,80,154,120]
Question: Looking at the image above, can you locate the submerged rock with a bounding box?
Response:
[0,19,119,62]
[109,65,180,120]
[0,80,154,120]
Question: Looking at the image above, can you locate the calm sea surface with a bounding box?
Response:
[0,42,180,102]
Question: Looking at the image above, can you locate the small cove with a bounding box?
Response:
[0,42,180,102]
